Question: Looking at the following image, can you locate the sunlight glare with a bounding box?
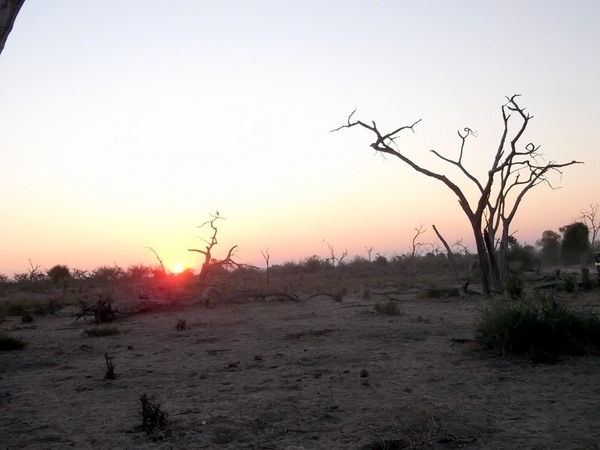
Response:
[172,263,185,274]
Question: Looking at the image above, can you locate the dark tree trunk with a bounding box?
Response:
[0,0,25,55]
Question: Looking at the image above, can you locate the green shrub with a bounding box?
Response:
[82,326,120,338]
[374,300,402,316]
[475,293,600,358]
[0,333,27,351]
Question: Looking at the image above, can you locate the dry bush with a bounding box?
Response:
[374,300,402,316]
[104,353,116,380]
[176,318,187,331]
[82,326,120,338]
[0,333,27,351]
[140,394,170,439]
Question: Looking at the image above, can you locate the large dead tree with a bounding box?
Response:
[334,95,583,295]
[0,0,25,55]
[188,212,238,284]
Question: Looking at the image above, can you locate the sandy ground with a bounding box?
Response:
[1,290,600,450]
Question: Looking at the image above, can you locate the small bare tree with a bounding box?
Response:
[410,223,429,258]
[188,212,238,283]
[261,248,270,286]
[575,203,599,247]
[334,95,583,294]
[364,246,374,262]
[323,239,347,268]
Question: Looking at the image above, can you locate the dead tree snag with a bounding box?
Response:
[333,95,583,294]
[188,211,239,284]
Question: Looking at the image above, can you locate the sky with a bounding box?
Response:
[1,1,599,276]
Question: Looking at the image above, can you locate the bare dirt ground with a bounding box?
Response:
[2,289,600,449]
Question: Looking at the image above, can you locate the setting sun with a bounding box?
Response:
[172,263,185,274]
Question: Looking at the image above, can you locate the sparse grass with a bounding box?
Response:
[374,300,402,316]
[0,333,27,351]
[82,326,120,338]
[475,292,600,359]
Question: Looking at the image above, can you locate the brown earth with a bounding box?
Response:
[1,288,600,449]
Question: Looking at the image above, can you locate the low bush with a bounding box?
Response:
[0,333,27,351]
[562,273,578,293]
[374,300,402,316]
[504,273,525,298]
[140,393,170,439]
[82,326,120,338]
[104,353,116,379]
[475,292,600,359]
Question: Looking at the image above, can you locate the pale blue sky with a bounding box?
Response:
[1,1,598,275]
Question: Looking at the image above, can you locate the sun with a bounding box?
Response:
[172,263,185,274]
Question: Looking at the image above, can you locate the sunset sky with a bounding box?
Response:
[1,1,599,276]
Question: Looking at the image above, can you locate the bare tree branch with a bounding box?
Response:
[146,247,166,274]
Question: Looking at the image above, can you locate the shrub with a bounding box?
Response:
[504,273,525,298]
[176,319,187,331]
[21,312,34,323]
[374,300,402,316]
[104,353,116,380]
[0,333,27,351]
[140,394,170,439]
[562,273,577,293]
[475,293,600,358]
[82,326,120,338]
[47,264,71,285]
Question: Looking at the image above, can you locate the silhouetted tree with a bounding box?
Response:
[560,222,590,265]
[188,212,239,283]
[47,265,71,285]
[536,230,561,265]
[334,95,583,294]
[575,203,600,248]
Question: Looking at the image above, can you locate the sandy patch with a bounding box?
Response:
[1,291,600,449]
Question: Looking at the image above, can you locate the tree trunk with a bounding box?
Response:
[0,0,25,55]
[432,224,461,283]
